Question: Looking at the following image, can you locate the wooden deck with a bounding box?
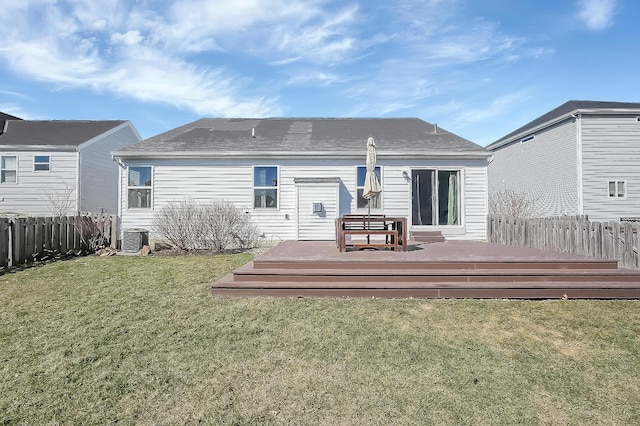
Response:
[211,240,640,299]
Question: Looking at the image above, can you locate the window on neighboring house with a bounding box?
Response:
[254,166,278,208]
[34,155,50,171]
[0,155,17,183]
[128,166,152,208]
[357,166,382,209]
[608,180,626,198]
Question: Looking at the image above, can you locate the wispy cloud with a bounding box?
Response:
[0,0,548,124]
[0,0,295,117]
[576,0,617,31]
[336,3,540,118]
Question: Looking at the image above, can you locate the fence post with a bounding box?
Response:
[0,218,10,268]
[110,215,118,249]
[635,223,640,269]
[623,222,633,268]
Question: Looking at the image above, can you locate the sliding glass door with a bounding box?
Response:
[411,169,460,226]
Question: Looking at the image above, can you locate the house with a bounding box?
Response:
[112,118,491,243]
[0,112,21,129]
[0,117,141,216]
[486,100,640,221]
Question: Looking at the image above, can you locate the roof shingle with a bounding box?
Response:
[0,120,126,147]
[116,118,489,158]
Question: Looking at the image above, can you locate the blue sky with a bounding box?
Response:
[0,0,636,145]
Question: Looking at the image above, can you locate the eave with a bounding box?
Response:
[112,150,492,161]
[0,145,78,152]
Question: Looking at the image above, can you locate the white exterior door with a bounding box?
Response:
[295,177,340,240]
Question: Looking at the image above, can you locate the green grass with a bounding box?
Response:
[1,254,639,425]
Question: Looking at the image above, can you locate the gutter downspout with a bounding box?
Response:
[575,113,584,214]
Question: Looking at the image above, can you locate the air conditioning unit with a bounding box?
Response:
[123,228,148,253]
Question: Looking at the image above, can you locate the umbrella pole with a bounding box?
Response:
[367,200,371,244]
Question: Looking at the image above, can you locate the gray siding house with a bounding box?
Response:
[112,118,491,243]
[487,100,640,221]
[0,118,141,216]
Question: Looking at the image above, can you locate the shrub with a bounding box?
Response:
[76,214,112,253]
[153,199,259,251]
[488,186,539,218]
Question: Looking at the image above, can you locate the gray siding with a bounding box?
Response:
[0,151,78,216]
[581,115,640,221]
[119,158,488,242]
[488,119,579,217]
[79,122,140,213]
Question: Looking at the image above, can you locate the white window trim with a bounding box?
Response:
[0,154,17,184]
[127,165,153,209]
[253,165,280,209]
[33,154,51,172]
[607,180,626,199]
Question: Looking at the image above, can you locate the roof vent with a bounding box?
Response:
[433,123,438,134]
[251,128,256,138]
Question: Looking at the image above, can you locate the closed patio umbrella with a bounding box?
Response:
[363,136,382,212]
[362,137,382,243]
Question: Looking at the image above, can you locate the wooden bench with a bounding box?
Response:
[340,229,398,252]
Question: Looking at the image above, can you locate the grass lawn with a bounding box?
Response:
[1,254,639,425]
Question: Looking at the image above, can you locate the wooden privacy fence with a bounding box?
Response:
[487,215,640,269]
[0,214,117,270]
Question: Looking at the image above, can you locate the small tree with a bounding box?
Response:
[45,180,76,217]
[488,185,539,218]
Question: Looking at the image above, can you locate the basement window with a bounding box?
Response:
[608,180,626,198]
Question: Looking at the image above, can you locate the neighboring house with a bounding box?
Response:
[486,100,640,221]
[112,118,491,242]
[0,118,141,216]
[1,112,21,129]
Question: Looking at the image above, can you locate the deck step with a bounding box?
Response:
[230,270,640,284]
[215,275,640,289]
[251,260,620,270]
[212,277,640,299]
[411,231,446,243]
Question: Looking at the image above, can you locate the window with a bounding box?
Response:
[128,166,152,208]
[0,155,16,183]
[608,180,626,198]
[34,155,50,171]
[254,166,278,208]
[520,135,535,143]
[357,166,381,209]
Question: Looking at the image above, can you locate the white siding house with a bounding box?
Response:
[0,118,141,216]
[487,100,640,221]
[113,118,491,243]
